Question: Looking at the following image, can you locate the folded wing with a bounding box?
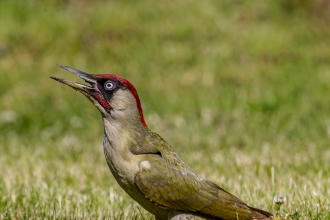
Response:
[135,155,253,220]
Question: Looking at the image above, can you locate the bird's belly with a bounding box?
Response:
[103,143,138,185]
[102,140,168,219]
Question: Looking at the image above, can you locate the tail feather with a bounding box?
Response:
[249,206,273,220]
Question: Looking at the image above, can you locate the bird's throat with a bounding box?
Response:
[102,118,142,184]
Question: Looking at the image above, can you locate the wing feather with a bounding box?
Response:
[135,156,253,220]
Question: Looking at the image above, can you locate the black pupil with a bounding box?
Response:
[106,82,113,90]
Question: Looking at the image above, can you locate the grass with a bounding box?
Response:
[1,0,330,219]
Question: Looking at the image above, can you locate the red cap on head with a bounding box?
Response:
[97,74,147,127]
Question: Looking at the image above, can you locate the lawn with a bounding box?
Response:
[0,0,329,219]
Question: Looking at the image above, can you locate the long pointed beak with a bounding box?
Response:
[51,64,97,94]
[52,64,111,114]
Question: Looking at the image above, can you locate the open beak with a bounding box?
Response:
[51,64,97,95]
[51,64,111,114]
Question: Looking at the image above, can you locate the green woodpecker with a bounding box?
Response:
[51,65,273,220]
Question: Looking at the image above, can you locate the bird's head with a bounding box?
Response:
[51,64,147,127]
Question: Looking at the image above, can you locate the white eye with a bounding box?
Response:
[104,81,115,90]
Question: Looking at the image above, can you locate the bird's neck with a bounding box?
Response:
[102,116,146,150]
[102,117,169,220]
[102,117,146,182]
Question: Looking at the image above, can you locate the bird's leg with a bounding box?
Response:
[168,211,217,220]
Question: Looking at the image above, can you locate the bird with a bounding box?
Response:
[51,65,273,220]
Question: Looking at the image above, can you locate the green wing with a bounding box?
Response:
[135,155,253,220]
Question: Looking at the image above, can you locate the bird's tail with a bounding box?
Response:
[249,206,273,220]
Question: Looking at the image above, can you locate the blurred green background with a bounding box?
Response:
[1,0,330,219]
